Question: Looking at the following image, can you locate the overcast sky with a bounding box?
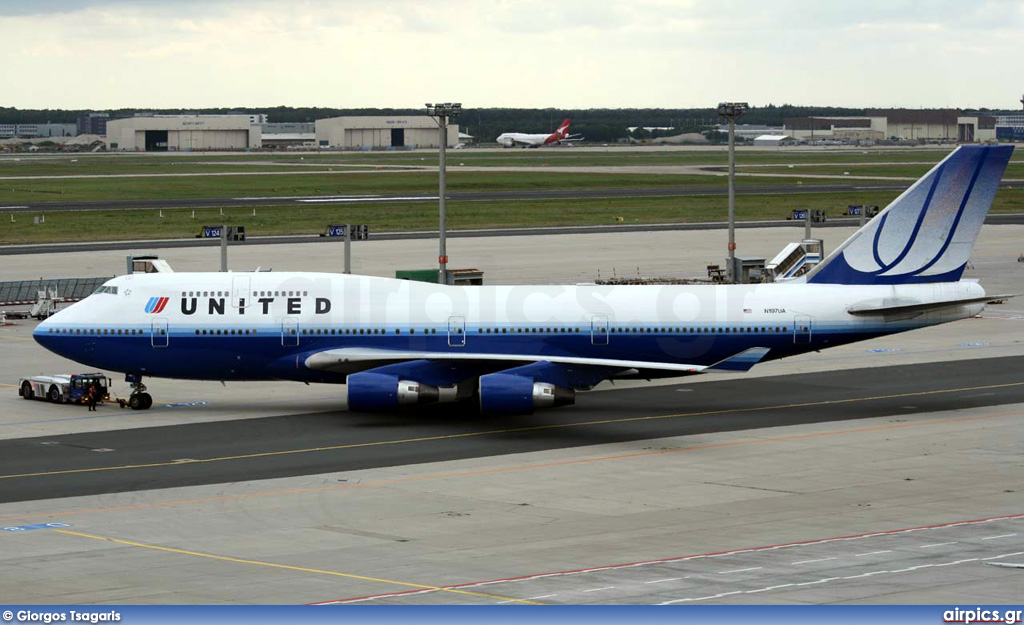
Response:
[2,0,1022,110]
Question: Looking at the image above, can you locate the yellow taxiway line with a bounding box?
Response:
[52,528,542,605]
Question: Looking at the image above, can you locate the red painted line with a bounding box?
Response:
[311,511,1024,605]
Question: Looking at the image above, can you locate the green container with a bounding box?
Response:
[395,269,441,284]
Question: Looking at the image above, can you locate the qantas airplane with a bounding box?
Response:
[32,145,1013,415]
[496,118,580,148]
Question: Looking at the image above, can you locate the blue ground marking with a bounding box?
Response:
[959,342,991,347]
[161,401,209,408]
[866,348,903,353]
[2,522,71,532]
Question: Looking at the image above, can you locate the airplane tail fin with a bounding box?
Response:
[805,144,1013,285]
[557,118,571,136]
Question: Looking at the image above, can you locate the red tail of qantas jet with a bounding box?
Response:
[496,118,578,148]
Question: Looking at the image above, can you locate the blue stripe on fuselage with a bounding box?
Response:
[32,323,908,382]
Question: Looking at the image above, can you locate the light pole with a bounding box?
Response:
[717,102,748,283]
[425,102,462,284]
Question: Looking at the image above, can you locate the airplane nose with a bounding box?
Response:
[33,317,52,344]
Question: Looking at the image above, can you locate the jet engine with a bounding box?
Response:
[477,372,575,416]
[346,372,439,412]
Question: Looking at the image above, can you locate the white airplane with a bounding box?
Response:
[33,145,1013,415]
[496,118,580,148]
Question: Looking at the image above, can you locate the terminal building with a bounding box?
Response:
[0,123,77,139]
[105,115,261,151]
[996,114,1024,141]
[314,116,459,149]
[783,110,997,143]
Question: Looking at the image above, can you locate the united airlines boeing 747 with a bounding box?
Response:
[32,145,1013,415]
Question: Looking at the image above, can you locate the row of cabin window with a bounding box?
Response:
[48,328,146,336]
[300,328,440,336]
[180,290,310,297]
[608,326,786,334]
[294,326,786,336]
[253,326,788,336]
[49,325,791,338]
[194,329,255,336]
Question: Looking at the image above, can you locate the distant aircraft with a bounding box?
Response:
[33,145,1013,416]
[496,118,581,148]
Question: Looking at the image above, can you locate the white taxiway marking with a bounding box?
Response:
[792,557,836,565]
[644,577,685,584]
[234,195,379,200]
[981,552,1024,561]
[855,550,892,557]
[583,587,615,593]
[719,567,762,574]
[919,542,958,548]
[298,196,437,203]
[527,595,557,600]
[661,554,1024,604]
[980,534,1017,540]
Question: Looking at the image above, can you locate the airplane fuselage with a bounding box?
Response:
[34,272,986,383]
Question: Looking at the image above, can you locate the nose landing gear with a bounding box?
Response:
[118,373,153,410]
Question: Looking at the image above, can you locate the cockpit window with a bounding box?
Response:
[92,286,119,295]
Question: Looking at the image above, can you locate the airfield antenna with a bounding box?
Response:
[425,102,462,284]
[717,102,749,283]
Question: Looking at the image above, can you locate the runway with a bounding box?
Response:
[2,356,1022,504]
[2,182,913,214]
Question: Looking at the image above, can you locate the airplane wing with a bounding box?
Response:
[305,347,709,377]
[306,345,771,381]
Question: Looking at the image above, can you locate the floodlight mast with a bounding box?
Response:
[425,102,462,284]
[717,102,748,283]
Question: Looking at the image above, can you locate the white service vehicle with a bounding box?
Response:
[19,372,109,405]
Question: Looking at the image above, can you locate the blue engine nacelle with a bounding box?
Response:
[477,373,575,416]
[346,372,440,412]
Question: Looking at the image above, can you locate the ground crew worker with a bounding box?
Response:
[86,383,98,412]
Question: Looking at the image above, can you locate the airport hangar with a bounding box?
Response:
[104,114,460,151]
[314,115,460,149]
[105,115,262,152]
[783,109,998,142]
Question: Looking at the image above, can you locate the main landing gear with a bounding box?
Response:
[118,373,153,411]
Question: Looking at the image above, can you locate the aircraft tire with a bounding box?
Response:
[129,394,143,410]
[140,393,153,410]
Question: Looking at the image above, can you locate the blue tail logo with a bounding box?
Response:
[807,145,1013,285]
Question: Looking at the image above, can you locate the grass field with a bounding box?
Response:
[4,147,1022,177]
[0,171,807,204]
[3,188,1022,245]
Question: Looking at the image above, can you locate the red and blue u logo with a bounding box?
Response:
[145,297,169,314]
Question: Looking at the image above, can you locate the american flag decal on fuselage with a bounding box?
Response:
[144,296,169,314]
